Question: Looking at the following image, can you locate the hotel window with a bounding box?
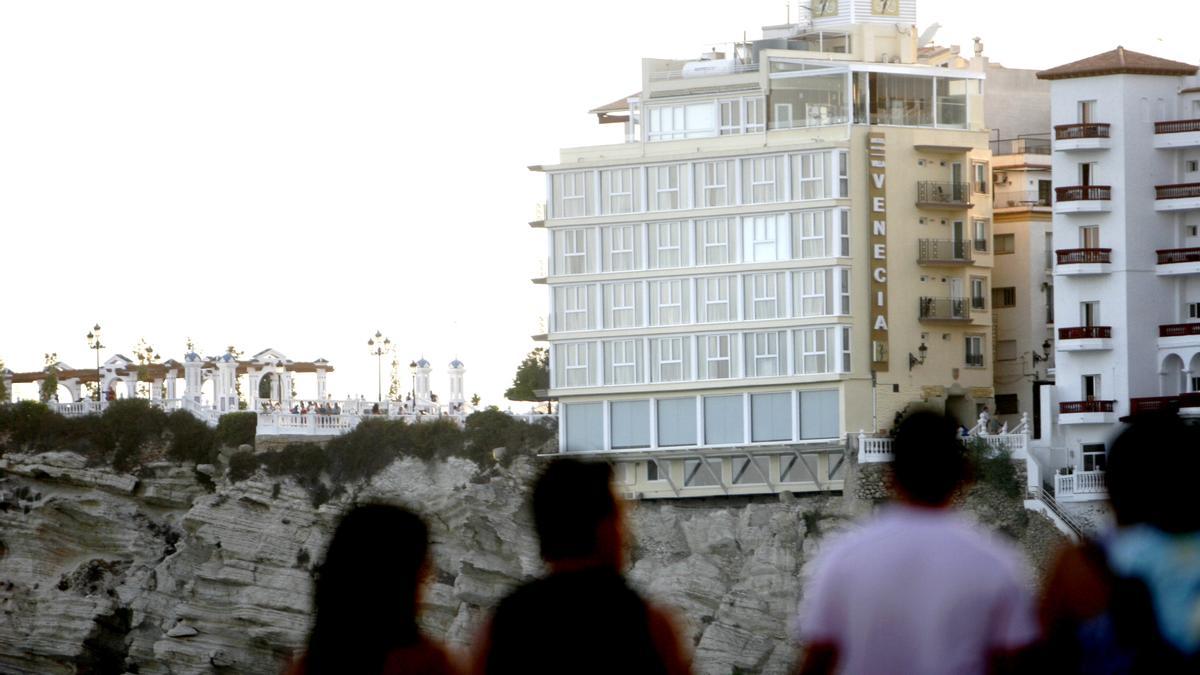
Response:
[840,326,852,372]
[965,335,984,368]
[972,162,988,194]
[600,168,638,215]
[649,164,687,211]
[792,151,827,200]
[563,402,603,452]
[603,224,639,272]
[1079,225,1099,248]
[973,219,989,252]
[718,99,742,135]
[695,159,734,208]
[557,228,591,275]
[794,270,829,317]
[649,279,687,326]
[742,156,784,204]
[700,276,735,322]
[652,337,688,383]
[649,221,686,268]
[698,218,736,265]
[1081,301,1100,327]
[1081,443,1107,472]
[992,287,1016,308]
[555,285,591,332]
[1078,100,1097,124]
[603,282,641,328]
[606,339,641,385]
[799,390,839,440]
[704,395,744,446]
[698,334,733,379]
[793,210,828,259]
[557,342,594,388]
[647,103,717,141]
[836,150,849,197]
[838,209,850,256]
[610,400,650,449]
[746,331,783,377]
[743,214,790,262]
[994,233,1015,254]
[795,327,831,374]
[657,398,697,447]
[745,97,765,132]
[840,269,851,314]
[553,171,591,218]
[751,393,791,443]
[745,272,784,320]
[970,277,986,310]
[1189,302,1200,320]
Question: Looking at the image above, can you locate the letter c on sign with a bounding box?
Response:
[873,267,887,283]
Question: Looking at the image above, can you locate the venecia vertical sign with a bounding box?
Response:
[868,132,889,371]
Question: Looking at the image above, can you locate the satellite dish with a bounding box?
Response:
[918,23,941,48]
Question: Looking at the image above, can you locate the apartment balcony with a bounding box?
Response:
[1156,248,1200,275]
[1054,123,1111,151]
[994,189,1052,210]
[918,297,970,323]
[1058,400,1117,425]
[1055,185,1112,213]
[1154,183,1200,212]
[1153,119,1200,149]
[1158,322,1200,350]
[1056,248,1112,275]
[1054,470,1107,502]
[1057,326,1112,351]
[916,182,973,210]
[1130,393,1200,417]
[917,239,973,266]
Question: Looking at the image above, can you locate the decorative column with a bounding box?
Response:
[281,370,294,407]
[247,369,260,412]
[183,353,203,403]
[315,364,328,401]
[1,369,12,403]
[151,378,163,401]
[216,354,239,412]
[166,369,178,400]
[125,379,137,399]
[447,359,465,410]
[415,358,432,410]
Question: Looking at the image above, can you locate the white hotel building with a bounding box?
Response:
[533,1,998,498]
[1035,47,1200,502]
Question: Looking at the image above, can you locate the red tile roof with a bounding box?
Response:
[1037,46,1196,80]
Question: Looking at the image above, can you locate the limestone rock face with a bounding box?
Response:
[0,451,1064,675]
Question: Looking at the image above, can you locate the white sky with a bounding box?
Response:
[1,0,1197,407]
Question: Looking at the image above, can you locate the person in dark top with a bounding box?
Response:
[289,504,459,675]
[474,459,690,675]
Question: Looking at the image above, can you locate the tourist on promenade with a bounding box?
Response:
[792,411,1038,675]
[289,504,459,675]
[474,459,691,675]
[1038,412,1200,672]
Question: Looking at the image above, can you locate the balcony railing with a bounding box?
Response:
[1055,470,1107,498]
[1157,248,1200,265]
[918,297,969,321]
[971,295,986,310]
[917,181,971,207]
[965,352,984,367]
[1155,183,1200,200]
[1059,326,1111,340]
[1056,185,1111,201]
[1129,393,1200,415]
[995,189,1052,208]
[990,136,1051,155]
[1059,400,1115,414]
[918,239,972,264]
[1055,123,1110,140]
[1056,248,1111,265]
[1159,323,1200,338]
[1155,119,1200,134]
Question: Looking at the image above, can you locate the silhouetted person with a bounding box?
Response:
[793,411,1038,675]
[290,504,458,675]
[474,459,690,675]
[1039,411,1200,672]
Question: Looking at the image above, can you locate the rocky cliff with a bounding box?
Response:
[0,451,1063,675]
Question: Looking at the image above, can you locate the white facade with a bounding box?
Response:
[1039,49,1200,499]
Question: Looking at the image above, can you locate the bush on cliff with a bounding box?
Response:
[215,412,256,449]
[462,408,555,466]
[964,437,1022,498]
[98,400,168,472]
[165,410,216,465]
[0,401,69,453]
[227,450,258,483]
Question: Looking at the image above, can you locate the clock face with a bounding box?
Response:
[814,0,838,17]
[872,0,900,15]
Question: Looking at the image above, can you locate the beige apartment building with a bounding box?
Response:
[533,0,996,498]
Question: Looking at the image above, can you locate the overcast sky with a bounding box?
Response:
[1,0,1196,406]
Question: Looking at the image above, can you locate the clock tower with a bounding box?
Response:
[810,0,916,28]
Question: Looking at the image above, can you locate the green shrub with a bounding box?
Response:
[325,418,407,483]
[98,400,167,472]
[0,401,59,453]
[965,438,1021,498]
[165,411,216,465]
[215,412,257,449]
[462,409,555,466]
[261,442,327,486]
[227,450,258,482]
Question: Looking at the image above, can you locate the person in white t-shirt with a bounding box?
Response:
[792,411,1039,675]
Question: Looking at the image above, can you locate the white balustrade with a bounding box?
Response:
[1054,470,1107,502]
[857,432,895,463]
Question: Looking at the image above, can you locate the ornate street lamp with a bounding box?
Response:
[367,331,392,403]
[409,360,418,413]
[86,324,104,401]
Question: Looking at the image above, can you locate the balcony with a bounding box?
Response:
[1057,326,1112,351]
[1055,248,1112,275]
[1156,248,1200,275]
[1054,123,1112,151]
[1055,185,1112,213]
[1159,323,1200,349]
[918,297,970,322]
[1054,470,1107,502]
[1058,399,1117,425]
[1154,183,1200,212]
[1130,393,1200,417]
[991,136,1051,156]
[1153,119,1200,149]
[916,182,973,210]
[917,239,973,266]
[994,189,1052,209]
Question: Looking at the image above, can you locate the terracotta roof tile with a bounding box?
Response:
[1037,46,1196,80]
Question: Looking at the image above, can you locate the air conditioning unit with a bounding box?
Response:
[994,171,1009,184]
